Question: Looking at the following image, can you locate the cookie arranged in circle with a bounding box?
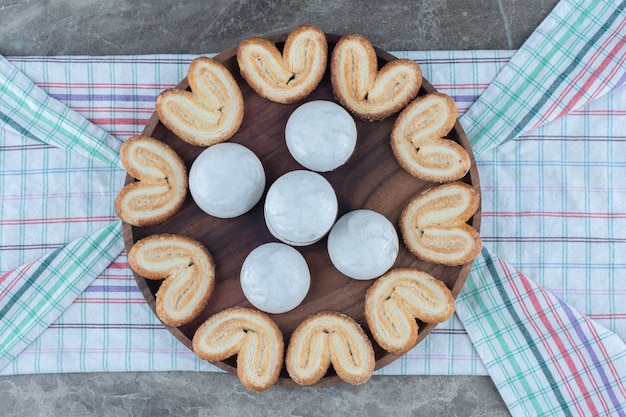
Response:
[365,268,455,355]
[115,136,188,227]
[400,182,482,266]
[128,234,215,327]
[330,33,422,121]
[286,311,375,386]
[192,307,284,393]
[391,92,471,183]
[237,24,328,104]
[156,57,244,146]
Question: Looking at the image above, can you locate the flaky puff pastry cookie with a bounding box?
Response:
[237,24,327,104]
[128,234,215,327]
[192,307,284,393]
[391,92,471,183]
[115,136,187,227]
[331,33,422,121]
[286,311,375,386]
[400,182,482,266]
[365,268,455,355]
[156,57,244,146]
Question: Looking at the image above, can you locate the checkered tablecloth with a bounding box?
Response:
[1,0,625,415]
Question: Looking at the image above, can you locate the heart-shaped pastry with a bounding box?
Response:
[237,24,328,104]
[391,92,471,182]
[330,33,422,121]
[115,136,187,227]
[400,182,482,266]
[286,311,375,386]
[365,268,455,355]
[128,234,215,327]
[192,307,284,393]
[156,57,244,146]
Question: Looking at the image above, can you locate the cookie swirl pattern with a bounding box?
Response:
[365,268,455,355]
[192,307,284,393]
[237,24,328,104]
[286,311,375,386]
[115,136,187,227]
[391,93,471,183]
[330,33,422,121]
[156,57,244,147]
[128,234,215,327]
[400,182,482,266]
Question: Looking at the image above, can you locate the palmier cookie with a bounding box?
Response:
[237,24,327,104]
[400,182,481,266]
[156,57,244,146]
[365,268,455,355]
[391,92,471,183]
[192,307,284,393]
[331,33,422,121]
[128,234,215,327]
[115,136,187,227]
[286,311,375,386]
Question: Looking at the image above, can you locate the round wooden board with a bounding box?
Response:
[122,32,481,387]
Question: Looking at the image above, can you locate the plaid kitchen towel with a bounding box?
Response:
[1,0,626,414]
[454,0,626,415]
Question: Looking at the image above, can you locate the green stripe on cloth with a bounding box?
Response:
[0,55,122,168]
[0,221,124,372]
[461,0,626,155]
[457,248,626,416]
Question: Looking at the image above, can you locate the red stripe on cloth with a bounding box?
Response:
[507,262,602,416]
[0,258,38,299]
[537,17,626,126]
[483,211,626,219]
[0,216,118,226]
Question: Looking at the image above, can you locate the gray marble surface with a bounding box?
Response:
[0,0,560,415]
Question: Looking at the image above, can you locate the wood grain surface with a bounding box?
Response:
[122,33,481,386]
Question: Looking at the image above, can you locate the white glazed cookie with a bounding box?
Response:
[128,234,215,327]
[192,307,284,393]
[331,33,422,121]
[286,311,375,386]
[391,92,471,183]
[365,268,455,355]
[115,136,187,227]
[237,24,328,104]
[400,182,482,266]
[156,57,244,146]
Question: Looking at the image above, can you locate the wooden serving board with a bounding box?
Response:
[122,32,481,386]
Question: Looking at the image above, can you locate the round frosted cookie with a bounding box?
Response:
[156,57,244,147]
[264,170,338,246]
[285,100,357,172]
[391,92,470,183]
[128,234,215,327]
[365,268,455,355]
[240,243,311,314]
[237,24,327,104]
[192,307,284,392]
[115,136,187,227]
[286,311,375,385]
[189,143,265,218]
[331,33,422,121]
[327,209,399,280]
[400,182,482,266]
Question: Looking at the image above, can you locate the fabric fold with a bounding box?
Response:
[0,55,122,167]
[461,0,626,156]
[0,221,124,372]
[457,247,626,417]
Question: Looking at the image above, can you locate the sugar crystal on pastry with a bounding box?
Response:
[285,100,357,172]
[240,242,311,314]
[189,143,265,218]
